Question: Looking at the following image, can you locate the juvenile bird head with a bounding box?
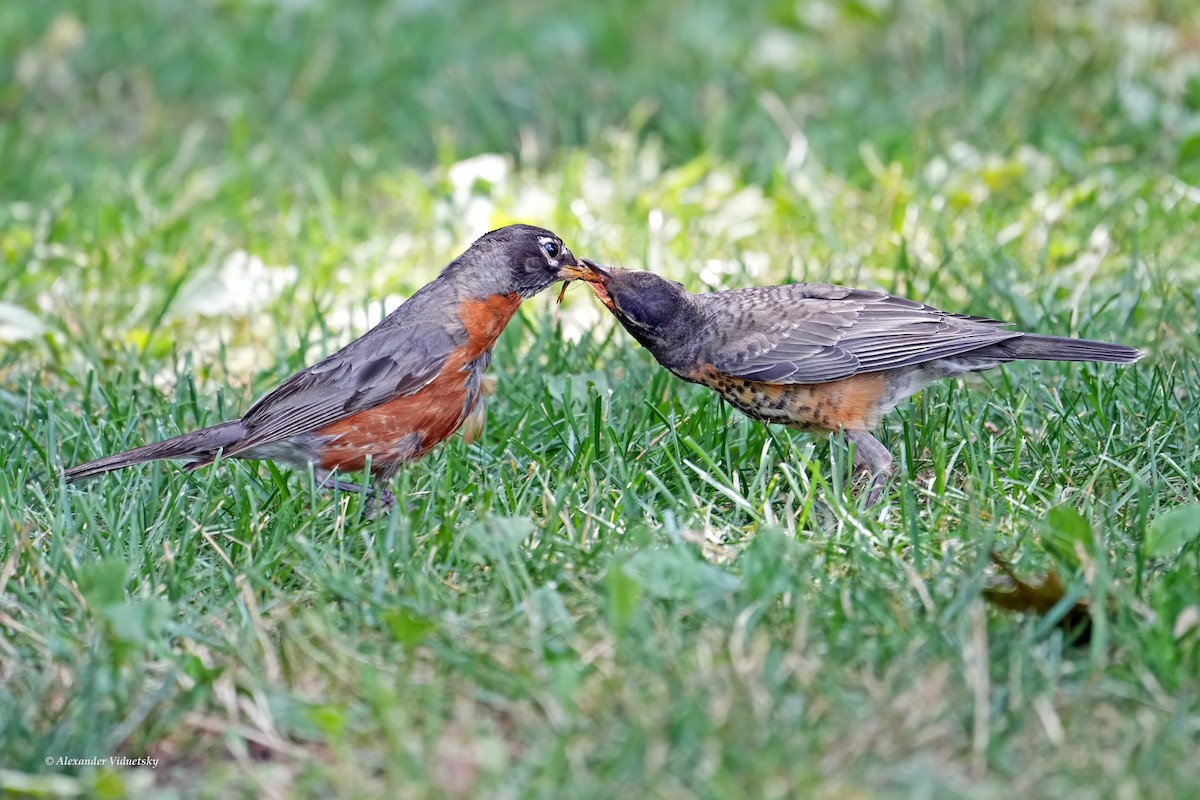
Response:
[575,260,703,365]
[451,224,586,298]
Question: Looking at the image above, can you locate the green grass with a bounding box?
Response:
[3,0,1200,796]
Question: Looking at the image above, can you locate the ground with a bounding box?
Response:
[1,1,1199,797]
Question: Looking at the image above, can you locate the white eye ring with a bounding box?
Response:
[539,237,561,261]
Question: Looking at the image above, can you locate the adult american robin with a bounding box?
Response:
[65,224,589,512]
[574,260,1141,505]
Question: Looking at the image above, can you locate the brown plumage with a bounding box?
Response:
[575,260,1142,505]
[64,225,589,512]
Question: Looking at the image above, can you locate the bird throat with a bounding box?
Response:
[458,292,523,360]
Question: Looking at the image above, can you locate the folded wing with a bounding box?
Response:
[700,283,1018,384]
[228,309,462,454]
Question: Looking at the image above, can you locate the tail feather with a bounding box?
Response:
[64,420,246,483]
[983,333,1143,364]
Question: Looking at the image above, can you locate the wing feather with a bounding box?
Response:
[701,283,1018,385]
[227,293,463,453]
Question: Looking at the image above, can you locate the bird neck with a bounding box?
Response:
[624,293,705,372]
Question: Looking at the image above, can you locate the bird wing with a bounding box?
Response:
[700,283,1018,384]
[228,296,464,453]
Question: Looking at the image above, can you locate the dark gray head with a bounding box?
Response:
[579,261,703,368]
[447,224,584,298]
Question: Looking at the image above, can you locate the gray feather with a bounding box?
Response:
[64,420,246,482]
[701,283,1021,384]
[970,333,1142,364]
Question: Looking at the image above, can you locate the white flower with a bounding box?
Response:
[171,250,298,317]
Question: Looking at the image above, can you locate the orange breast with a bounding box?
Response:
[459,292,523,360]
[315,292,523,472]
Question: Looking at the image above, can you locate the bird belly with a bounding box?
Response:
[314,368,475,472]
[701,370,890,433]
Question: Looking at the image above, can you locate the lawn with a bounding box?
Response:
[2,0,1199,797]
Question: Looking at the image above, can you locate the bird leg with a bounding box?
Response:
[843,430,894,507]
[318,473,373,495]
[365,463,401,518]
[316,470,396,517]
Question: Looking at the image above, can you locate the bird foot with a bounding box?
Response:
[861,471,890,507]
[363,489,397,519]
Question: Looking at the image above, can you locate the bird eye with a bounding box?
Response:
[541,240,560,259]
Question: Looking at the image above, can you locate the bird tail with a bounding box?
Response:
[985,333,1143,364]
[64,420,246,483]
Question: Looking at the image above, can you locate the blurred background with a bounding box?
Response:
[6,0,1200,181]
[3,1,1198,355]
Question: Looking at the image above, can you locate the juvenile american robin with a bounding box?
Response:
[65,224,589,512]
[575,260,1142,505]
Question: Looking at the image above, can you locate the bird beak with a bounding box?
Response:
[555,259,594,304]
[557,258,610,283]
[575,258,615,310]
[553,258,616,309]
[577,258,612,283]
